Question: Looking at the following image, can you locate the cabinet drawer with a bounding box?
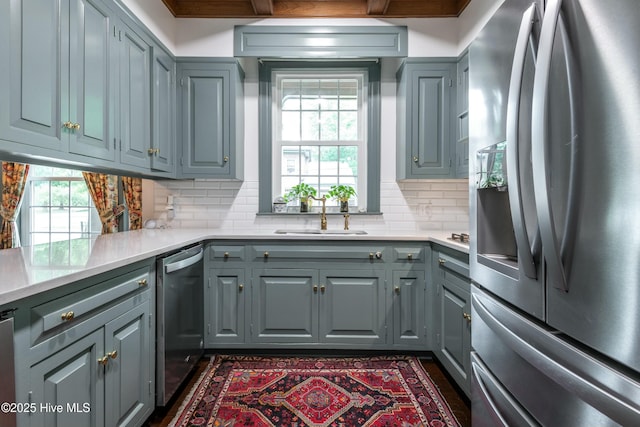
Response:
[30,267,151,346]
[252,245,387,262]
[392,247,425,263]
[209,245,245,261]
[436,252,470,278]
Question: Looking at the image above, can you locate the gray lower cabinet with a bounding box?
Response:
[433,246,471,397]
[204,242,426,350]
[13,261,155,427]
[178,60,244,179]
[397,59,457,179]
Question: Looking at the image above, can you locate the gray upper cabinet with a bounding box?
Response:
[456,52,470,178]
[178,60,244,179]
[397,60,456,179]
[1,0,115,160]
[115,19,153,169]
[151,48,176,173]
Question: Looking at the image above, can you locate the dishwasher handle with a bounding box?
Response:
[165,247,204,274]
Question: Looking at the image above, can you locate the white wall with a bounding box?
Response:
[127,0,505,232]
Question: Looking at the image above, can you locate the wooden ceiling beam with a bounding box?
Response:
[251,0,274,15]
[164,0,469,18]
[367,0,390,15]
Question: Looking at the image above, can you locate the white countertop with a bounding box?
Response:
[0,228,468,306]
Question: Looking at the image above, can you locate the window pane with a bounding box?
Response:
[32,208,50,232]
[31,166,54,177]
[339,111,358,140]
[300,146,319,175]
[282,146,300,175]
[319,79,338,109]
[32,181,50,206]
[301,112,319,140]
[281,111,300,141]
[70,181,89,206]
[320,112,338,140]
[70,208,90,232]
[89,208,101,234]
[281,79,301,110]
[339,146,358,176]
[319,146,339,176]
[300,80,319,109]
[51,208,70,232]
[50,240,70,264]
[281,176,300,195]
[51,181,70,207]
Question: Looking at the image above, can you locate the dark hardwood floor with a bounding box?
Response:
[145,355,471,427]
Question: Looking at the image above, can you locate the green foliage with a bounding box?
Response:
[284,183,317,202]
[327,184,356,202]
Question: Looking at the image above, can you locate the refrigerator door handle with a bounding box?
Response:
[531,0,568,291]
[506,2,538,280]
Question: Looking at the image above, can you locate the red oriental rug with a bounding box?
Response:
[170,355,461,427]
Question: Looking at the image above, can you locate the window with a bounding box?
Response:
[273,73,367,210]
[259,61,381,213]
[20,165,101,247]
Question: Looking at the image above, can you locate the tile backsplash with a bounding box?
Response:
[146,178,469,232]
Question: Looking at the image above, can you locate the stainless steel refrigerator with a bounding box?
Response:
[469,0,640,425]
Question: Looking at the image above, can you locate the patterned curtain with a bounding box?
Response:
[122,176,143,230]
[82,172,125,234]
[0,162,30,249]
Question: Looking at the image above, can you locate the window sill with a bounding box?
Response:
[257,211,382,216]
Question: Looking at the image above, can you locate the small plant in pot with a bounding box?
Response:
[327,184,356,213]
[285,183,317,212]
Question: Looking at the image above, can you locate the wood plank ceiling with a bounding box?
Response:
[162,0,471,18]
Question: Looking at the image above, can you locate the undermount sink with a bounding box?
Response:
[274,229,368,235]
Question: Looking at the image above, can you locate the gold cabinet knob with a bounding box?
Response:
[98,356,109,366]
[369,252,374,259]
[72,123,81,131]
[320,285,326,293]
[407,253,413,260]
[147,148,155,155]
[223,156,229,162]
[107,350,118,359]
[438,257,446,265]
[463,312,472,322]
[63,121,74,129]
[224,252,229,258]
[413,156,419,162]
[394,286,400,295]
[61,311,75,321]
[239,284,244,292]
[375,251,383,260]
[313,285,318,293]
[264,251,269,258]
[138,278,148,287]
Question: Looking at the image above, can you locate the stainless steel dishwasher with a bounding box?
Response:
[156,243,204,406]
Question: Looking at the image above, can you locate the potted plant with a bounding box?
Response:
[327,184,356,213]
[284,183,317,212]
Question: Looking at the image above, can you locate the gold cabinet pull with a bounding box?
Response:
[369,252,374,259]
[438,258,446,265]
[63,121,74,129]
[98,356,109,366]
[224,252,230,258]
[320,285,326,293]
[313,285,318,293]
[223,156,229,162]
[107,350,118,359]
[138,278,148,287]
[413,156,419,162]
[61,311,75,321]
[463,312,472,322]
[239,284,244,292]
[147,148,155,155]
[263,251,269,258]
[394,286,400,295]
[72,123,81,131]
[407,253,413,260]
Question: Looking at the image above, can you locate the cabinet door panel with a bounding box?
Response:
[68,0,114,160]
[118,23,151,168]
[29,329,104,427]
[151,50,175,172]
[207,269,245,345]
[252,269,317,343]
[181,70,230,176]
[104,301,151,427]
[2,0,65,151]
[320,270,387,345]
[392,271,427,346]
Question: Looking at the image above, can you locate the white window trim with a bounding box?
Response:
[270,69,369,210]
